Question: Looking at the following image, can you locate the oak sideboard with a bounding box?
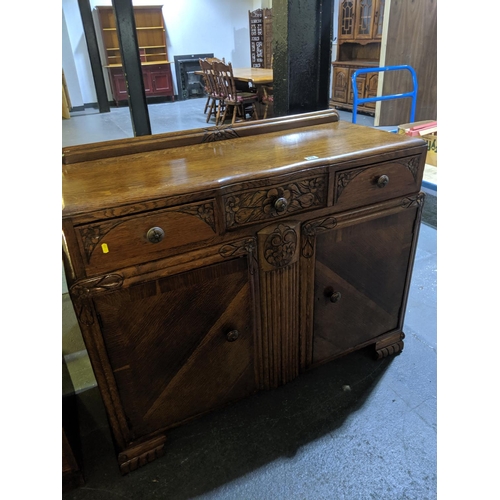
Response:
[62,110,427,474]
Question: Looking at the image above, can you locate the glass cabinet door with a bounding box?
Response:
[354,0,374,39]
[339,0,356,40]
[374,0,385,39]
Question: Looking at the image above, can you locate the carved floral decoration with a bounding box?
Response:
[225,177,326,228]
[177,203,216,231]
[202,127,240,143]
[264,224,298,268]
[336,168,365,199]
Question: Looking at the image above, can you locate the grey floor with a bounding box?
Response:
[62,98,380,147]
[62,99,437,499]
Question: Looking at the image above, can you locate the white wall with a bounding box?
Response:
[63,9,84,108]
[63,0,258,105]
[63,0,98,105]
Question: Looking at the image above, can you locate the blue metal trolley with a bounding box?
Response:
[351,65,418,126]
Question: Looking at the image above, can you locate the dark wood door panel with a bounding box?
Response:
[93,257,256,437]
[312,207,417,364]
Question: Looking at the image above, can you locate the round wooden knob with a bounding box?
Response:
[377,175,389,188]
[274,197,289,212]
[324,286,341,303]
[226,330,240,342]
[146,227,165,243]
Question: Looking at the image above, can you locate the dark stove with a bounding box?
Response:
[174,53,214,100]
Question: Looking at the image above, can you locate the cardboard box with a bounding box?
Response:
[398,120,437,167]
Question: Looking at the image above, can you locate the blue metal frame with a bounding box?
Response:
[351,65,418,124]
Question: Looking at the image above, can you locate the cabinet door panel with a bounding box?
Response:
[348,68,366,105]
[312,207,417,364]
[93,257,256,437]
[363,72,378,109]
[151,69,172,93]
[110,69,128,99]
[332,66,349,103]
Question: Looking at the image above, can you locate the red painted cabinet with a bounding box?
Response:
[97,5,175,105]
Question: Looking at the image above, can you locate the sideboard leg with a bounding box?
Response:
[117,435,167,475]
[374,332,405,360]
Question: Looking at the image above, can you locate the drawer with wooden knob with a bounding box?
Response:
[75,199,217,274]
[223,174,327,230]
[333,155,423,210]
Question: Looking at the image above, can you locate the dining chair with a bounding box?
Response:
[261,85,274,120]
[206,57,225,64]
[199,58,222,123]
[212,60,259,126]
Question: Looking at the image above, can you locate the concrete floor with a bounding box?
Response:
[62,99,437,499]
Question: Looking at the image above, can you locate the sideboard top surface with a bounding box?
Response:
[62,119,425,219]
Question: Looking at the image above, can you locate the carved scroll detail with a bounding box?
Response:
[302,216,338,258]
[404,156,420,181]
[176,202,216,231]
[336,168,366,199]
[219,238,257,274]
[263,224,298,268]
[225,177,326,228]
[80,222,121,260]
[219,238,256,258]
[70,274,124,325]
[202,126,240,142]
[400,192,425,209]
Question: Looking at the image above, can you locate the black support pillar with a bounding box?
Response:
[273,0,333,117]
[112,0,152,136]
[77,0,110,113]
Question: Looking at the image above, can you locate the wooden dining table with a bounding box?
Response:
[231,67,273,86]
[195,67,273,86]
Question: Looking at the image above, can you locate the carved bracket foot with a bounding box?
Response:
[118,435,166,475]
[374,332,405,360]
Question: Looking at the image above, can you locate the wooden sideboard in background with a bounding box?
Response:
[331,0,437,125]
[331,0,385,114]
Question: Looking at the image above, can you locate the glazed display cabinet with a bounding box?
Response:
[331,0,385,114]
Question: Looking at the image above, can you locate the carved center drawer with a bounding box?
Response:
[334,156,422,210]
[76,200,217,273]
[224,175,327,230]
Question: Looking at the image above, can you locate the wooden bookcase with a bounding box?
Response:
[249,8,273,69]
[331,0,385,114]
[96,5,174,105]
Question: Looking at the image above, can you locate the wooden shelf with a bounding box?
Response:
[334,60,379,67]
[96,5,174,104]
[105,61,172,68]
